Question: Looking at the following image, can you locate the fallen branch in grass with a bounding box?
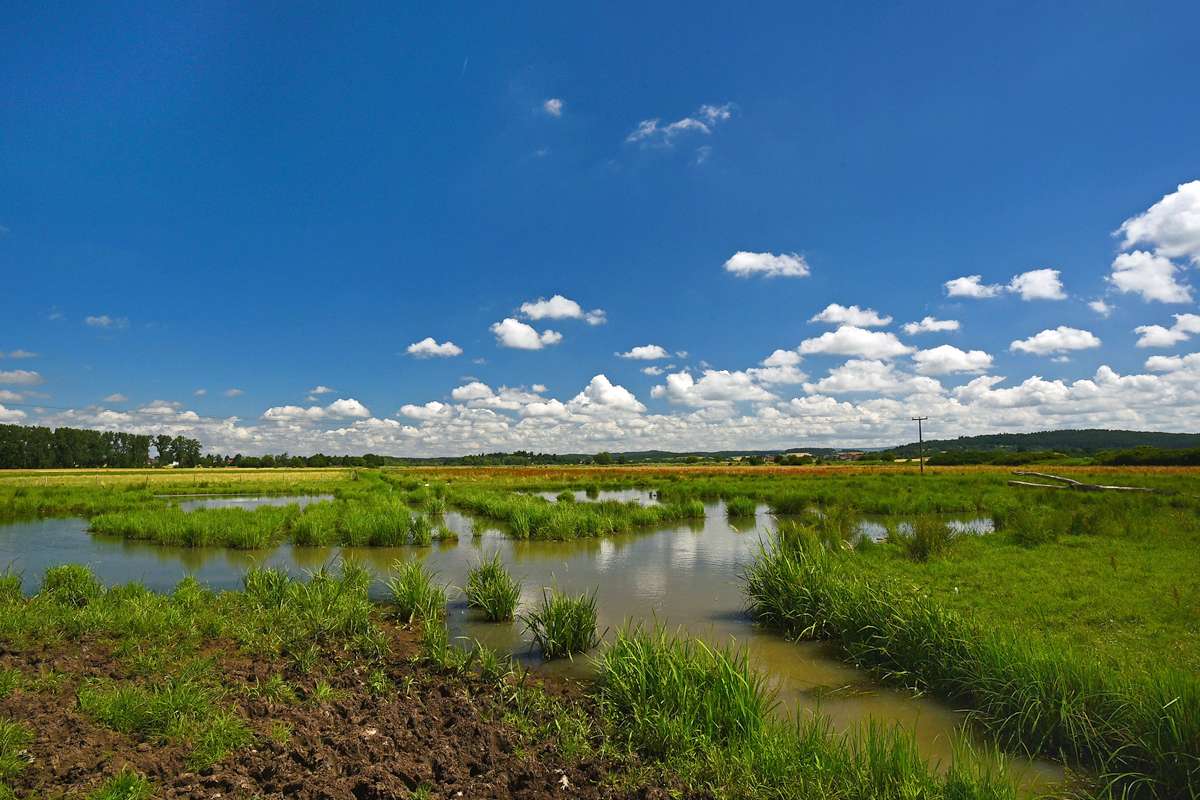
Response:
[1007,471,1161,493]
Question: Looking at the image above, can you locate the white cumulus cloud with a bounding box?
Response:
[542,98,563,117]
[651,370,776,407]
[1108,250,1193,304]
[618,344,670,360]
[0,370,44,386]
[944,275,1003,298]
[490,318,563,350]
[903,316,960,335]
[1088,299,1113,317]
[810,304,892,327]
[723,251,810,279]
[1117,180,1200,264]
[1010,326,1101,356]
[406,337,463,358]
[912,345,993,375]
[567,375,645,415]
[1008,268,1067,300]
[1133,314,1200,348]
[799,326,914,360]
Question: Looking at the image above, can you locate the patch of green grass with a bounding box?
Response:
[744,531,1200,798]
[88,766,153,800]
[888,514,955,561]
[724,496,757,518]
[464,552,522,621]
[386,559,447,624]
[0,669,21,700]
[41,563,103,606]
[90,505,295,548]
[595,626,1016,799]
[0,719,32,782]
[521,586,599,660]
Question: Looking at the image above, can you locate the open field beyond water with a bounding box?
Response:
[0,465,1196,799]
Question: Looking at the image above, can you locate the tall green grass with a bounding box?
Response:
[449,488,705,540]
[464,553,522,621]
[90,506,295,548]
[596,626,1016,799]
[521,587,599,659]
[725,496,758,518]
[743,532,1200,798]
[386,559,446,624]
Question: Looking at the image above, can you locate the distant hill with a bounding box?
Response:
[886,429,1200,457]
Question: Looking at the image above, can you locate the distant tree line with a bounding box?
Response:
[888,429,1200,457]
[0,424,203,469]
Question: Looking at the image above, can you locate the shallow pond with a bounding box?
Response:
[0,498,1057,791]
[168,494,335,512]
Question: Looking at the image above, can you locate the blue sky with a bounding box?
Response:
[2,2,1199,455]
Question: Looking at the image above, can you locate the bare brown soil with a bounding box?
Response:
[0,631,685,800]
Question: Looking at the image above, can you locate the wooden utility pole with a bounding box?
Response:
[911,416,928,475]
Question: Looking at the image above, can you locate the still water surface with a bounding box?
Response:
[0,494,1059,790]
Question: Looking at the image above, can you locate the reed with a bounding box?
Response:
[725,496,758,518]
[464,553,522,621]
[521,586,599,659]
[386,559,446,624]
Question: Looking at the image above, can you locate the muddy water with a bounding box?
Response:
[0,496,1060,790]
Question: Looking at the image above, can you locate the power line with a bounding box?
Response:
[911,416,928,475]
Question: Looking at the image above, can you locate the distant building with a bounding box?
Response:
[836,451,866,461]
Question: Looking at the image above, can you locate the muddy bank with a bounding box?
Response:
[0,629,679,800]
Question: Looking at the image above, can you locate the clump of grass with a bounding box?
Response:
[891,515,955,561]
[555,490,576,503]
[0,669,22,700]
[386,559,446,624]
[595,626,1016,799]
[521,586,599,660]
[88,766,153,800]
[0,718,32,782]
[598,625,772,756]
[41,564,103,606]
[90,506,292,549]
[464,553,522,621]
[725,496,757,518]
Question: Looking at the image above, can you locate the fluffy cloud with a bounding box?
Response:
[903,316,960,335]
[102,393,128,403]
[618,344,670,360]
[0,405,26,422]
[799,326,914,359]
[308,385,335,395]
[1010,326,1101,356]
[946,271,1066,301]
[1008,268,1067,300]
[0,370,44,386]
[1108,251,1192,304]
[626,103,734,147]
[490,318,562,350]
[567,375,646,415]
[1144,353,1197,372]
[224,388,244,398]
[399,401,453,420]
[803,360,943,396]
[746,349,806,384]
[641,366,665,376]
[912,345,993,375]
[542,98,563,117]
[651,370,776,407]
[450,381,495,402]
[1117,180,1200,264]
[0,390,23,402]
[944,275,1003,298]
[406,337,463,358]
[723,251,810,279]
[1133,314,1200,348]
[263,397,371,422]
[810,304,892,327]
[519,294,605,325]
[1088,299,1113,317]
